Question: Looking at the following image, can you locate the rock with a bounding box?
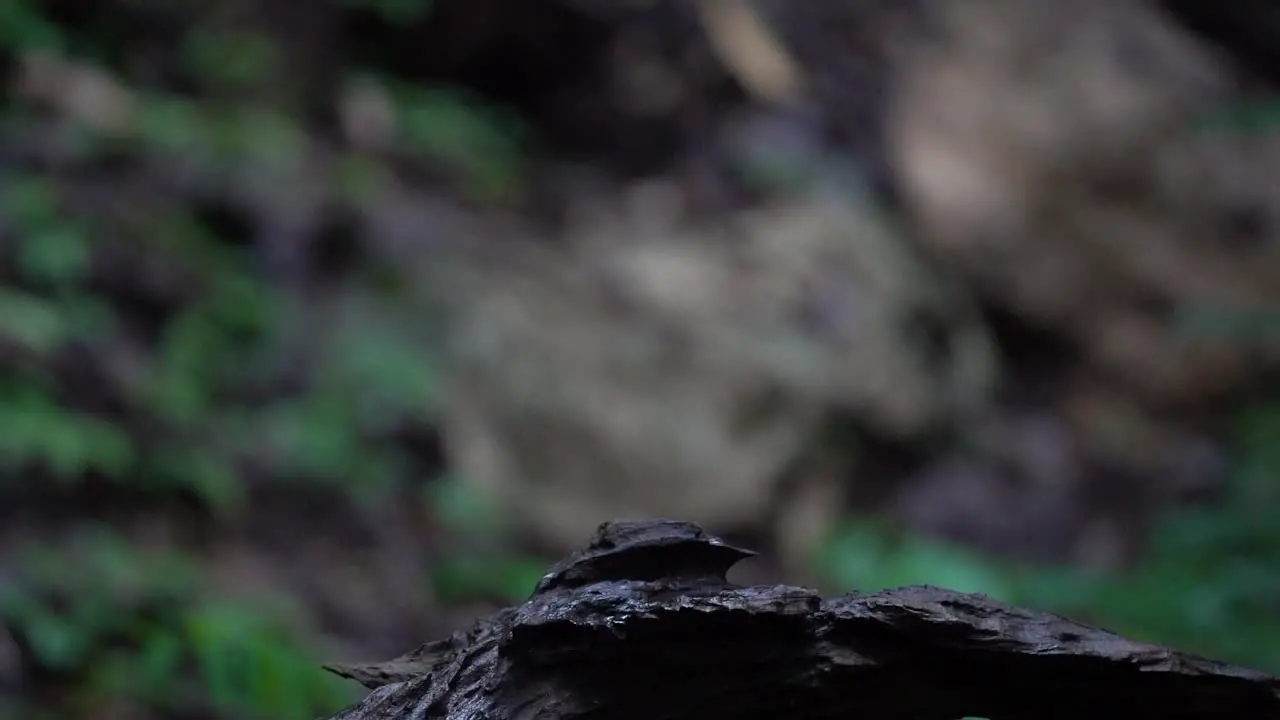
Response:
[422,173,997,560]
[888,0,1280,404]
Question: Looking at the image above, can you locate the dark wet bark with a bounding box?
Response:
[321,519,1280,720]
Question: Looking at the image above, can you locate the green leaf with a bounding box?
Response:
[430,553,547,603]
[0,290,66,352]
[19,224,90,286]
[22,606,89,670]
[134,97,212,156]
[427,475,501,532]
[393,86,526,201]
[148,446,245,516]
[186,451,245,517]
[334,152,391,204]
[816,520,1012,598]
[182,30,279,90]
[0,1,65,52]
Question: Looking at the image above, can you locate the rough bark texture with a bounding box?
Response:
[321,519,1280,719]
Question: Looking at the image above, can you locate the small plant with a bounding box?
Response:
[816,403,1280,673]
[0,528,358,719]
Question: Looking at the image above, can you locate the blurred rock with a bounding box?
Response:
[421,175,997,563]
[887,0,1280,405]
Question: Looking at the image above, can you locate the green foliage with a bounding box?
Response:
[0,0,64,53]
[182,29,281,92]
[181,600,353,719]
[3,175,91,287]
[0,290,68,353]
[0,201,397,709]
[0,379,135,482]
[1098,405,1280,670]
[388,82,530,202]
[0,529,358,719]
[0,147,444,505]
[1195,99,1280,136]
[816,520,1014,598]
[429,554,550,604]
[816,403,1280,673]
[424,476,549,602]
[126,97,308,174]
[0,4,512,716]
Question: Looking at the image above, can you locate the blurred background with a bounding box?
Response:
[2,0,1280,717]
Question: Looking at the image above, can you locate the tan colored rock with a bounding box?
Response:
[889,0,1280,402]
[424,178,997,557]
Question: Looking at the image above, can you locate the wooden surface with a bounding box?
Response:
[322,519,1280,719]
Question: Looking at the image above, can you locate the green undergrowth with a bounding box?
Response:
[1,529,360,719]
[0,161,439,717]
[816,404,1280,674]
[0,1,534,718]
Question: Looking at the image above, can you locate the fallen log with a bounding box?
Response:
[321,519,1280,719]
